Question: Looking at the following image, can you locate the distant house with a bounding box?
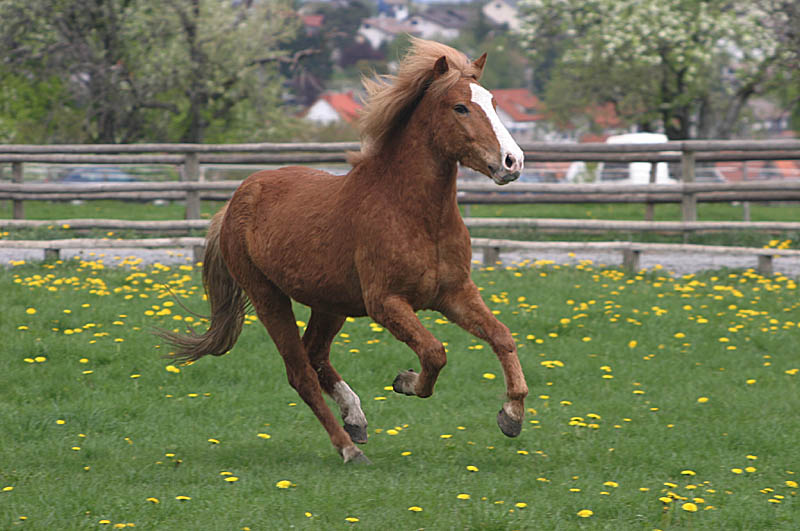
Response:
[358,17,419,50]
[407,7,473,41]
[305,92,362,125]
[490,88,544,140]
[482,0,521,31]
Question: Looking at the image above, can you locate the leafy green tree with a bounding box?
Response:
[518,0,798,139]
[0,0,298,143]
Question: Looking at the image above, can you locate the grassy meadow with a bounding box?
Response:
[1,255,799,530]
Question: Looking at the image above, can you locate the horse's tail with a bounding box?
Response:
[157,204,248,363]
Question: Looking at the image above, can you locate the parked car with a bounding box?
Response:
[566,133,678,184]
[59,167,138,183]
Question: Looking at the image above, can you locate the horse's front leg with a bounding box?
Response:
[367,295,447,398]
[439,281,528,437]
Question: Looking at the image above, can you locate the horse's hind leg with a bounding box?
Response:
[248,283,369,464]
[303,310,368,444]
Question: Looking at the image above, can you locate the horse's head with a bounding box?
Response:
[430,54,524,185]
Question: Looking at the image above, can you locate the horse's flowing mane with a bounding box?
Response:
[349,37,483,165]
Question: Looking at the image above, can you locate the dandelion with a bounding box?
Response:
[482,373,496,380]
[731,468,743,474]
[577,509,593,518]
[207,438,220,444]
[697,397,709,403]
[603,481,618,488]
[224,477,239,483]
[175,496,191,501]
[407,506,423,512]
[515,502,527,508]
[745,466,756,473]
[440,434,453,439]
[682,502,699,512]
[26,307,36,315]
[257,433,271,439]
[146,497,160,504]
[275,480,292,489]
[785,480,798,488]
[456,493,471,500]
[681,470,696,476]
[344,517,359,523]
[466,465,479,472]
[165,365,180,374]
[401,451,412,456]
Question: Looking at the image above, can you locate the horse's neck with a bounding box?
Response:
[355,116,460,219]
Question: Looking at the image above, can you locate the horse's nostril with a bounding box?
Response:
[505,154,515,169]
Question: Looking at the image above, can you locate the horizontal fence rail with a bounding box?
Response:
[2,236,798,276]
[2,140,799,274]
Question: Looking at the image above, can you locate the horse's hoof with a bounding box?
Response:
[342,445,372,465]
[392,369,418,396]
[497,408,522,438]
[344,423,368,445]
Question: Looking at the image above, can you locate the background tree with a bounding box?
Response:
[0,0,298,143]
[518,0,797,139]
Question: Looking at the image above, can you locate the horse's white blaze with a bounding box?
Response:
[469,83,524,173]
[332,381,367,426]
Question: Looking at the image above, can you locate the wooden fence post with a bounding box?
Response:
[183,152,200,220]
[742,161,751,222]
[482,246,501,267]
[644,163,657,221]
[681,149,697,242]
[12,162,24,219]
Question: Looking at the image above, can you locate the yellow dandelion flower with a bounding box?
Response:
[344,517,359,523]
[603,481,618,488]
[515,502,527,508]
[275,480,292,489]
[697,397,709,403]
[175,496,191,501]
[407,506,423,512]
[456,493,471,500]
[682,502,698,512]
[165,365,180,374]
[731,468,743,474]
[257,433,271,439]
[681,470,696,476]
[26,308,36,315]
[786,480,798,488]
[401,451,412,456]
[577,509,593,518]
[207,438,220,444]
[745,466,756,473]
[224,477,239,483]
[146,497,159,504]
[482,372,496,380]
[440,434,452,439]
[466,465,479,472]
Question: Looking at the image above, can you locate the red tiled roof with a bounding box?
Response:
[491,89,544,123]
[321,92,362,123]
[302,15,324,28]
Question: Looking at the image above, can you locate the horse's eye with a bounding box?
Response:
[453,104,469,115]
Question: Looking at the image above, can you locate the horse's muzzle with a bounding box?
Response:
[491,170,521,185]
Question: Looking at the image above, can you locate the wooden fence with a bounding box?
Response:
[2,140,800,273]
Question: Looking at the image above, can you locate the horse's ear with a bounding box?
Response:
[473,53,487,80]
[433,55,449,78]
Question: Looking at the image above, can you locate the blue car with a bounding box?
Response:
[60,167,138,183]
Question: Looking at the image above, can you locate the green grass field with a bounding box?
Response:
[1,257,798,529]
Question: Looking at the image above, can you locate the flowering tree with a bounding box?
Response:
[517,0,798,139]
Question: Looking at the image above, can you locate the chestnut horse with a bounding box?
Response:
[161,38,528,463]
